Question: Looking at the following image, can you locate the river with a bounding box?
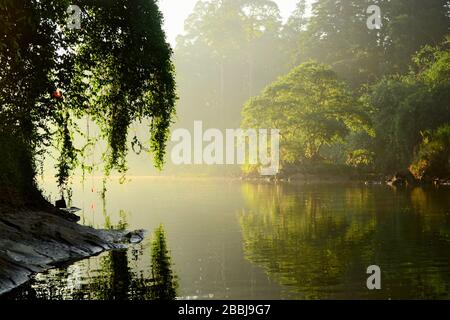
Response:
[4,178,450,300]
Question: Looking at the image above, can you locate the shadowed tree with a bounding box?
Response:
[0,0,176,204]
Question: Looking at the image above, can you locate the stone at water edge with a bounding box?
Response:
[0,210,146,296]
[125,230,146,244]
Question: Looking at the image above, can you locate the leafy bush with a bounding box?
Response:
[346,149,375,171]
[363,39,450,174]
[409,125,450,180]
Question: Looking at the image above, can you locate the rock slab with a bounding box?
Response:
[0,210,144,295]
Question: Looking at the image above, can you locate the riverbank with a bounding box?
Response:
[242,171,450,186]
[0,209,144,296]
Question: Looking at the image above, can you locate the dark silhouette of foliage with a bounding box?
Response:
[0,0,176,198]
[149,225,178,300]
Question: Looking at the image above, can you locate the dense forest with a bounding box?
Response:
[1,0,450,210]
[175,0,450,181]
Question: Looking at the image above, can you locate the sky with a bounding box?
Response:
[158,0,305,45]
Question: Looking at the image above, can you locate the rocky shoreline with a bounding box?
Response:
[0,209,144,296]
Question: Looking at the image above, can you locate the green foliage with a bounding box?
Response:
[175,0,287,128]
[0,121,46,208]
[0,0,68,204]
[346,149,375,170]
[286,0,450,86]
[410,125,450,180]
[0,0,176,196]
[242,61,372,170]
[382,0,450,75]
[172,0,449,178]
[242,27,449,177]
[296,0,385,86]
[363,39,450,173]
[68,0,176,173]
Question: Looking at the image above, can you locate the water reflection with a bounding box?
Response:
[149,226,179,300]
[4,224,178,300]
[239,183,450,299]
[3,179,450,300]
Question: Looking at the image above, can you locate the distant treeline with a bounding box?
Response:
[174,0,450,180]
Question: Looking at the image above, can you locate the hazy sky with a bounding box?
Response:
[158,0,305,45]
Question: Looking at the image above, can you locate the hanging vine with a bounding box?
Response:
[1,1,176,202]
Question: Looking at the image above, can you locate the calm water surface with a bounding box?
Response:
[5,178,450,300]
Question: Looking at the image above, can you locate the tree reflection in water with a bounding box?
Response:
[3,220,178,300]
[239,183,450,299]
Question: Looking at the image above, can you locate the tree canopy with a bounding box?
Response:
[175,0,287,128]
[362,39,450,173]
[239,1,449,178]
[0,0,176,196]
[242,61,372,172]
[288,0,450,86]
